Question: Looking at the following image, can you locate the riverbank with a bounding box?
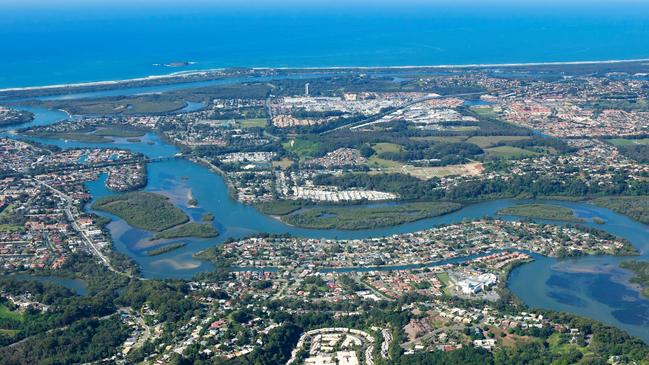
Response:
[280,201,463,230]
[146,243,187,256]
[497,204,584,222]
[7,99,649,345]
[620,261,649,298]
[592,196,649,225]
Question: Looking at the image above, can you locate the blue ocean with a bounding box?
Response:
[2,1,649,88]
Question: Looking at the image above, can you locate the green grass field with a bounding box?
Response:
[486,146,540,159]
[283,139,320,160]
[471,106,500,118]
[0,224,24,233]
[436,272,454,296]
[444,126,480,132]
[0,204,15,219]
[238,118,267,128]
[372,142,403,154]
[0,304,23,322]
[410,136,467,143]
[366,156,403,169]
[547,333,589,356]
[606,138,649,146]
[466,136,530,148]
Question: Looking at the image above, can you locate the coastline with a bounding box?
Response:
[2,57,649,93]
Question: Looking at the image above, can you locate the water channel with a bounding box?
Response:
[1,93,648,342]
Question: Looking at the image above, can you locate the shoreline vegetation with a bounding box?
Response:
[620,261,649,298]
[146,243,187,256]
[257,201,462,230]
[24,125,147,143]
[497,204,583,222]
[592,196,649,225]
[3,58,649,100]
[153,222,218,240]
[92,192,218,239]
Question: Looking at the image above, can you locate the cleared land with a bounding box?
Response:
[272,158,294,169]
[606,138,649,146]
[497,204,582,222]
[486,146,540,159]
[466,135,530,148]
[282,139,320,160]
[366,156,403,169]
[368,162,483,180]
[238,118,267,128]
[410,136,467,143]
[471,106,500,119]
[282,201,462,230]
[592,196,649,224]
[372,142,403,154]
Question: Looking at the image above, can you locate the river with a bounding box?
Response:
[1,103,648,343]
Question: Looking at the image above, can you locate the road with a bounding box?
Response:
[321,91,487,135]
[39,180,135,279]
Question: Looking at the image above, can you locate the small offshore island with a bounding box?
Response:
[1,61,649,363]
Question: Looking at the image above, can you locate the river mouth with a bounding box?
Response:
[3,97,649,344]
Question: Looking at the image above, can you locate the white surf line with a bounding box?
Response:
[2,57,649,93]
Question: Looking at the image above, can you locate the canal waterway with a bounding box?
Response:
[1,102,648,343]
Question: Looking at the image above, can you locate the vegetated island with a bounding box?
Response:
[262,201,462,230]
[93,192,218,239]
[497,204,583,222]
[146,242,187,256]
[24,125,146,144]
[620,261,649,298]
[153,223,218,240]
[592,196,649,224]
